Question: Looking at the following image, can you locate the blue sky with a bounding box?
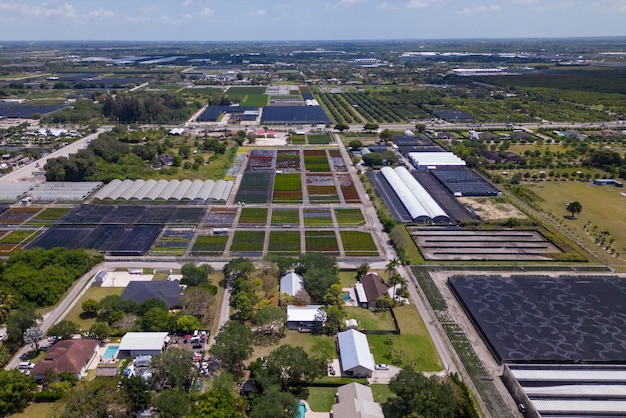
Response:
[0,0,624,41]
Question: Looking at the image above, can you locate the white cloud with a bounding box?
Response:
[199,7,214,16]
[0,2,78,19]
[326,0,367,10]
[378,2,399,9]
[594,0,626,12]
[406,0,440,8]
[87,9,114,19]
[248,9,267,17]
[454,4,500,15]
[181,0,193,5]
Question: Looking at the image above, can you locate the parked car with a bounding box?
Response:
[19,361,35,369]
[375,364,389,370]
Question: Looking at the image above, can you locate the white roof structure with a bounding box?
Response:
[337,329,374,374]
[394,167,449,222]
[380,167,430,222]
[29,182,102,202]
[354,283,367,303]
[92,179,233,202]
[0,181,37,201]
[525,385,626,397]
[532,399,626,415]
[169,128,185,135]
[286,305,326,323]
[407,152,466,168]
[511,368,626,383]
[280,272,304,296]
[118,332,169,352]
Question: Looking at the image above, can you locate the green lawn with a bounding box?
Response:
[11,401,56,418]
[226,86,268,106]
[308,133,333,144]
[305,387,336,412]
[367,305,442,371]
[370,384,396,404]
[64,287,124,330]
[250,331,335,362]
[526,180,626,269]
[344,307,396,331]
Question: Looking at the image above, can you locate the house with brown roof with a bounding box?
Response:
[355,273,389,309]
[31,339,99,381]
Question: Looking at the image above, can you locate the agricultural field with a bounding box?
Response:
[303,208,334,227]
[305,230,339,254]
[308,133,333,145]
[328,149,347,172]
[226,86,268,107]
[337,173,360,203]
[230,230,266,253]
[238,208,269,225]
[290,134,306,145]
[0,230,43,254]
[150,230,193,256]
[234,170,272,204]
[267,231,301,255]
[307,174,339,203]
[190,235,228,256]
[276,150,301,171]
[270,208,300,226]
[0,207,40,225]
[203,208,238,228]
[24,207,71,226]
[340,231,378,256]
[272,173,302,203]
[316,92,363,124]
[304,150,331,172]
[334,208,365,226]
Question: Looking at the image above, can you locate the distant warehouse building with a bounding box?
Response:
[407,152,466,169]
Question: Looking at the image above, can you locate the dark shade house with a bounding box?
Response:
[121,280,183,309]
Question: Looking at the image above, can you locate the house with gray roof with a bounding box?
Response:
[280,271,304,297]
[331,382,384,418]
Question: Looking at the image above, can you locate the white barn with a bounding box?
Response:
[337,329,375,377]
[280,272,304,297]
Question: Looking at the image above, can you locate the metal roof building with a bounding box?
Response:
[337,329,374,377]
[118,332,169,359]
[395,167,449,223]
[407,151,466,169]
[280,272,304,296]
[381,166,430,222]
[92,179,233,202]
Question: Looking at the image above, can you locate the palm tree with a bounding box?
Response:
[385,257,399,282]
[0,293,16,323]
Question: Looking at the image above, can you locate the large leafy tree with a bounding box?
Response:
[296,253,339,302]
[566,201,582,218]
[180,263,213,286]
[254,305,287,336]
[60,377,131,418]
[153,389,191,418]
[0,370,37,416]
[150,348,194,389]
[5,307,40,349]
[210,321,253,375]
[47,320,79,340]
[189,388,246,418]
[249,385,298,418]
[121,376,151,412]
[252,345,324,390]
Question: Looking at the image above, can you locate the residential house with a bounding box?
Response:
[331,382,384,418]
[286,305,326,331]
[31,339,99,381]
[337,329,375,378]
[280,272,304,297]
[355,273,389,309]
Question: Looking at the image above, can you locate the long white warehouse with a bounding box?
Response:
[92,179,233,202]
[394,167,449,222]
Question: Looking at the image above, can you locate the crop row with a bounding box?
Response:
[316,93,354,124]
[343,92,402,123]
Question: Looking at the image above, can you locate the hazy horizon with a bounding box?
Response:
[1,0,625,42]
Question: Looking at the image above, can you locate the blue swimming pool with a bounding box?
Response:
[103,345,119,359]
[297,402,307,418]
[343,292,351,301]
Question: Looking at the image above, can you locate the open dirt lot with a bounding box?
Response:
[458,197,527,220]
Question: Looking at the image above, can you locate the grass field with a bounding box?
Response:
[370,384,396,404]
[190,235,228,255]
[526,180,626,269]
[25,207,71,226]
[290,134,306,145]
[270,208,300,226]
[306,387,336,412]
[305,230,339,254]
[226,86,268,106]
[11,401,56,418]
[238,207,269,225]
[250,331,335,361]
[308,133,333,144]
[340,231,378,256]
[230,230,265,253]
[267,231,301,255]
[334,208,365,226]
[64,287,124,330]
[367,305,442,371]
[344,307,396,330]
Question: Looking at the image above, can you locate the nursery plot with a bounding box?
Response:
[246,149,276,170]
[150,229,194,256]
[0,230,42,254]
[272,173,302,203]
[238,208,269,226]
[303,208,334,227]
[267,231,301,255]
[304,150,331,172]
[308,133,333,145]
[337,174,360,203]
[328,149,347,172]
[204,207,238,228]
[304,230,339,254]
[0,207,41,225]
[234,170,272,204]
[25,207,71,226]
[340,231,378,256]
[190,235,228,256]
[290,134,306,145]
[307,174,339,203]
[230,230,266,254]
[271,208,300,226]
[334,208,365,226]
[276,150,301,172]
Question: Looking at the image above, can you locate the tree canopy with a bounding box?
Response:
[566,201,583,218]
[296,253,339,302]
[0,370,37,416]
[210,321,254,375]
[150,348,194,390]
